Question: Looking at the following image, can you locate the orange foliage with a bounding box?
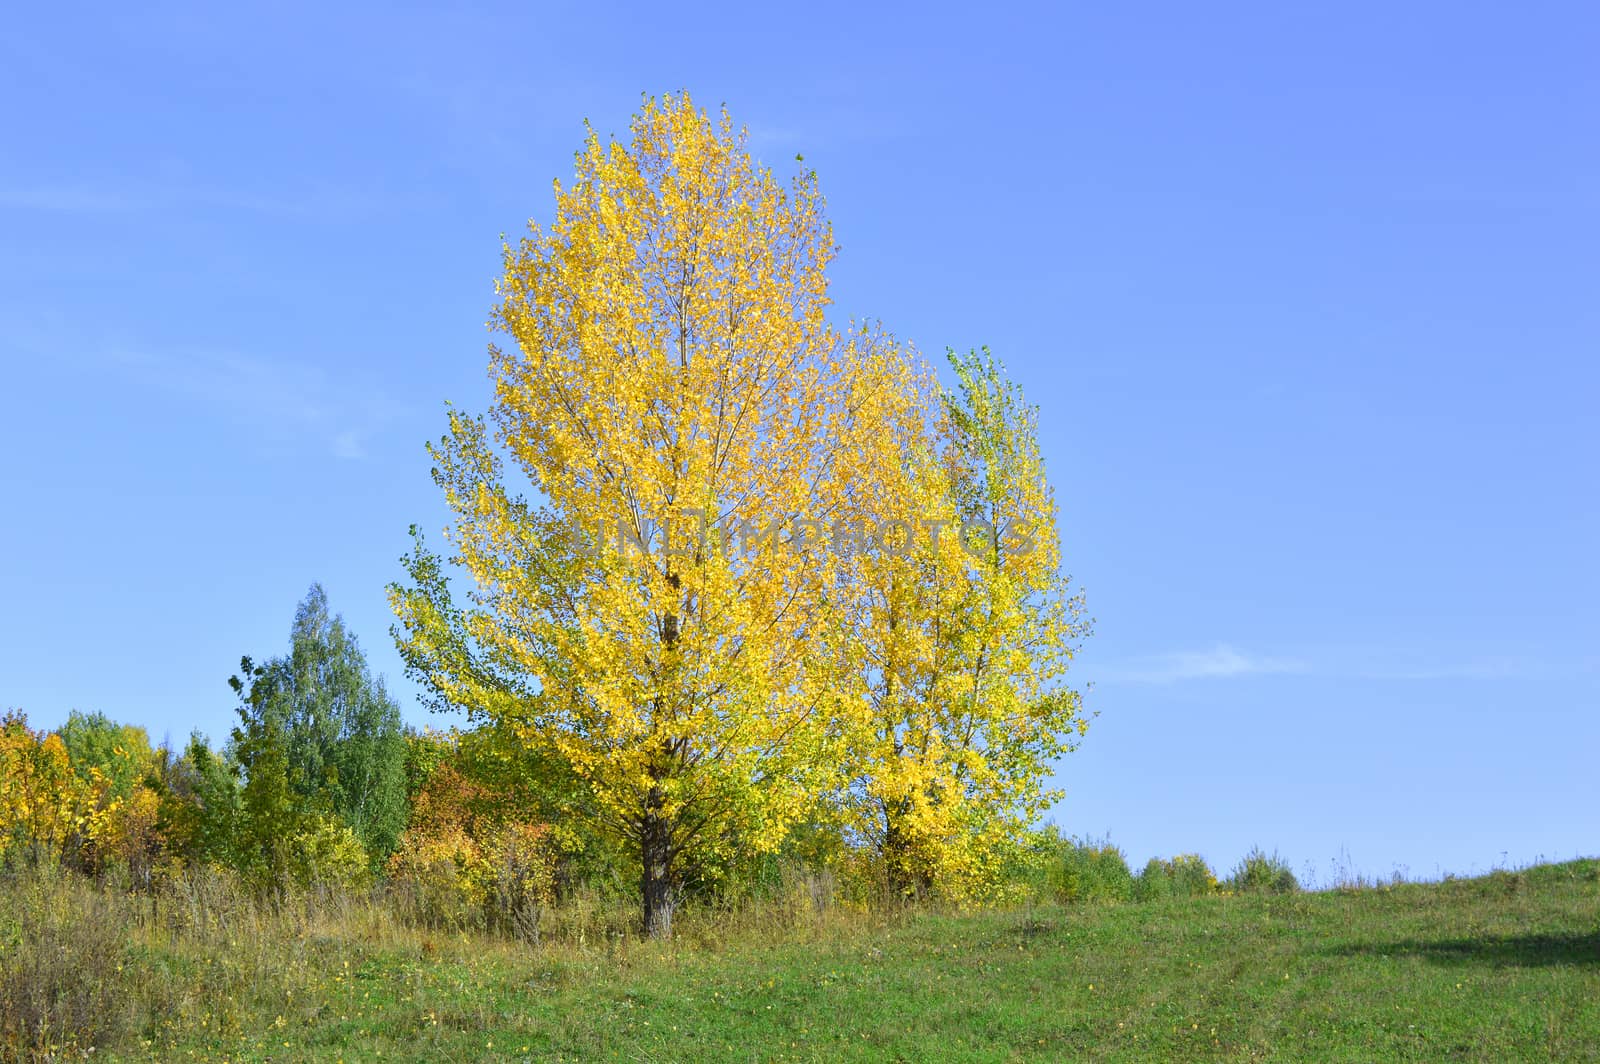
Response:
[387,758,553,929]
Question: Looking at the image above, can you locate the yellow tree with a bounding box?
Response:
[0,711,87,865]
[836,349,1090,901]
[85,778,162,886]
[391,94,906,935]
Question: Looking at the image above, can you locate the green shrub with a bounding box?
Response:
[288,815,372,890]
[1226,847,1299,894]
[1132,857,1171,902]
[1134,853,1219,900]
[1035,834,1133,905]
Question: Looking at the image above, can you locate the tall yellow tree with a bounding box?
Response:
[391,93,906,935]
[835,348,1090,901]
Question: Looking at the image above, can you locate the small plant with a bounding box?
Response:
[1226,847,1299,894]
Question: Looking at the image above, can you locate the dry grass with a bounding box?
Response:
[0,862,872,1061]
[0,868,137,1058]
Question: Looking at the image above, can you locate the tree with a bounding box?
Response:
[0,710,86,866]
[57,710,157,803]
[154,733,243,868]
[231,584,409,862]
[391,93,905,936]
[229,651,377,893]
[229,657,303,889]
[56,711,165,884]
[835,348,1090,901]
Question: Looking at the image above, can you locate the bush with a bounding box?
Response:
[1226,847,1299,894]
[289,815,372,890]
[1031,833,1133,905]
[1132,857,1170,902]
[1134,853,1218,901]
[386,809,555,940]
[486,823,555,945]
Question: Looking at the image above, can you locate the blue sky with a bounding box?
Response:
[3,2,1595,884]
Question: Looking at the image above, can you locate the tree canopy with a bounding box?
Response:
[392,94,1088,933]
[231,583,408,869]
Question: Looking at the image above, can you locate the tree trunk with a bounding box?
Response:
[642,583,683,939]
[882,801,930,903]
[640,799,676,938]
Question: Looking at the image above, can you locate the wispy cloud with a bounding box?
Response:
[331,429,368,461]
[1093,644,1566,686]
[101,345,407,461]
[1095,644,1307,685]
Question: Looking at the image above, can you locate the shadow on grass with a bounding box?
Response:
[1327,931,1600,968]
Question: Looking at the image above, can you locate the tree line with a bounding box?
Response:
[1,586,404,894]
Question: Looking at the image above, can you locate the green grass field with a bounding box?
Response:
[6,859,1598,1061]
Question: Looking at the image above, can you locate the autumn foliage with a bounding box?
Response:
[386,730,555,938]
[391,93,1089,933]
[0,712,82,865]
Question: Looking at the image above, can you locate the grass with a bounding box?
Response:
[3,860,1597,1061]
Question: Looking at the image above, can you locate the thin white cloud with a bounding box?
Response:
[1094,645,1566,686]
[331,429,367,461]
[1096,644,1306,685]
[101,345,406,461]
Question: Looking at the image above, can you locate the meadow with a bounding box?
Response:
[3,857,1596,1062]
